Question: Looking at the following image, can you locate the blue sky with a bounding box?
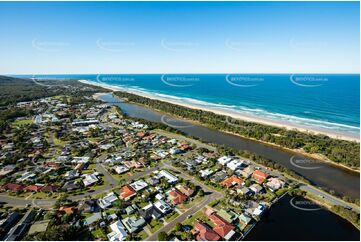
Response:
[0,1,359,74]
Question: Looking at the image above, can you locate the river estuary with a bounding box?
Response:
[98,93,359,240]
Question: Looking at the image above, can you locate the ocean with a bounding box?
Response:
[17,74,360,138]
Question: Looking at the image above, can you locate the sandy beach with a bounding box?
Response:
[80,79,360,142]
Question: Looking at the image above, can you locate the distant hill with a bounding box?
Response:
[0,76,104,106]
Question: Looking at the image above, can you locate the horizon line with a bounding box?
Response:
[5,72,361,76]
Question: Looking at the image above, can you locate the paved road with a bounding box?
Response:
[146,161,223,241]
[95,163,118,186]
[0,160,164,207]
[239,156,360,213]
[300,184,360,213]
[146,191,221,241]
[0,195,55,207]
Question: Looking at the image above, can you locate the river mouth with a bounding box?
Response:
[98,93,360,199]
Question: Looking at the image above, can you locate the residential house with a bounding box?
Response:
[123,160,143,169]
[265,177,285,192]
[71,156,90,164]
[238,213,252,230]
[154,200,172,214]
[176,185,194,197]
[217,209,239,224]
[138,203,163,221]
[0,165,15,177]
[221,176,244,188]
[40,185,59,193]
[253,204,267,218]
[64,170,80,180]
[59,206,76,215]
[125,205,138,215]
[226,159,244,171]
[211,171,227,183]
[120,185,137,201]
[62,181,81,191]
[121,216,146,233]
[199,169,214,178]
[129,180,148,192]
[98,192,119,209]
[24,184,43,193]
[107,220,128,241]
[145,177,159,186]
[167,188,188,205]
[208,213,236,240]
[108,214,118,221]
[158,170,178,184]
[237,187,252,196]
[78,200,98,213]
[16,172,36,182]
[193,222,220,241]
[113,165,129,175]
[169,147,182,155]
[237,166,254,179]
[83,173,99,187]
[249,184,263,194]
[252,170,269,184]
[217,156,232,165]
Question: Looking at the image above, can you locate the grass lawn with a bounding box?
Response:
[182,209,211,227]
[12,119,32,127]
[165,211,180,222]
[53,135,66,146]
[83,164,96,174]
[33,192,53,199]
[91,228,107,240]
[111,173,128,181]
[91,178,109,191]
[148,220,164,233]
[137,230,148,240]
[180,196,203,210]
[275,188,288,197]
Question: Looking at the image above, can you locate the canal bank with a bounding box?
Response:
[246,194,359,241]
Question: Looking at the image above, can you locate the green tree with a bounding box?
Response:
[158,232,168,241]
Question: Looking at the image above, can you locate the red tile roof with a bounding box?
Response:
[24,185,43,192]
[120,185,136,200]
[40,185,59,193]
[176,185,194,197]
[136,132,145,137]
[252,170,269,184]
[221,175,243,188]
[194,222,221,241]
[208,213,235,238]
[44,161,59,168]
[1,183,25,192]
[59,206,76,214]
[168,188,188,205]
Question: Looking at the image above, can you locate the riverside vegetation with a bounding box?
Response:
[114,91,360,169]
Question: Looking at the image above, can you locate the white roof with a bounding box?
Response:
[159,170,178,183]
[83,173,98,187]
[154,200,172,214]
[114,165,129,174]
[71,156,90,163]
[107,220,128,241]
[227,159,244,170]
[98,192,119,209]
[130,180,148,191]
[199,169,213,177]
[218,156,232,165]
